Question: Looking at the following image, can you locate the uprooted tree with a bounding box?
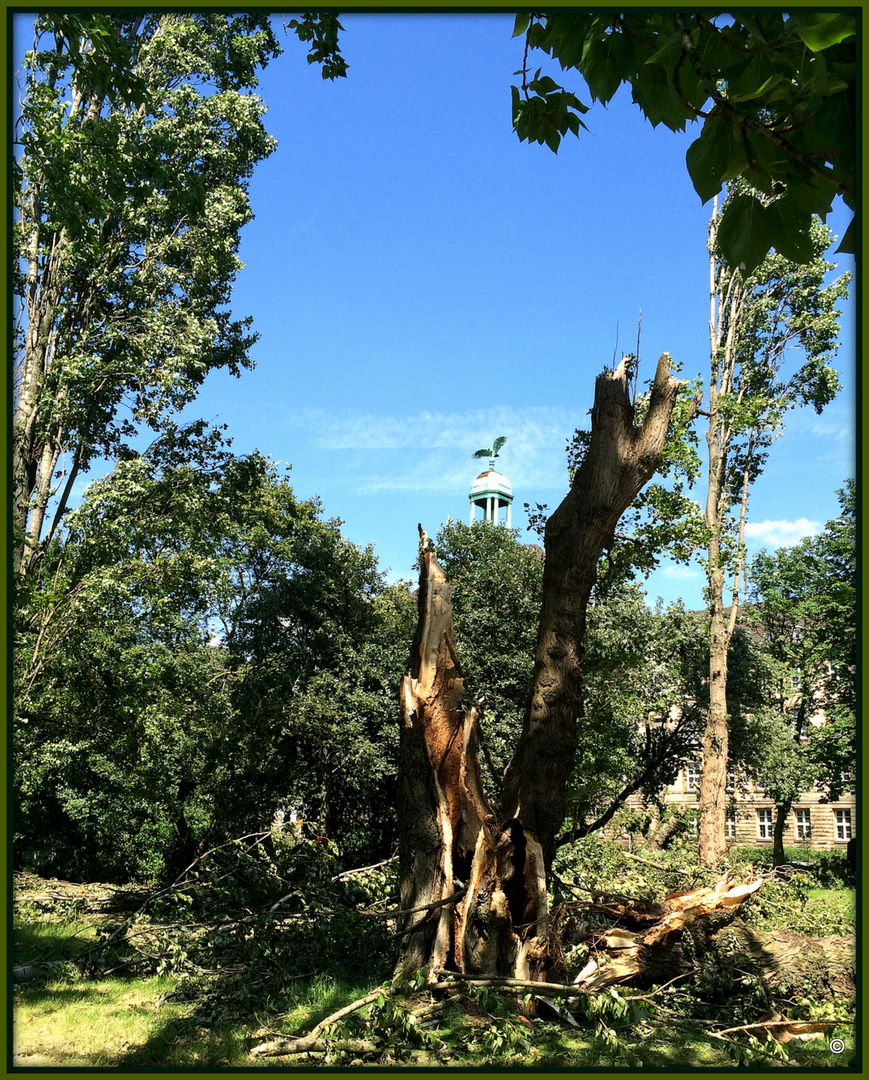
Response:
[395,353,685,982]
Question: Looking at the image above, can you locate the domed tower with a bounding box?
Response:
[469,435,513,527]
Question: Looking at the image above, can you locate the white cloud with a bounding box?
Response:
[661,564,704,580]
[744,517,819,548]
[286,405,585,494]
[291,405,581,451]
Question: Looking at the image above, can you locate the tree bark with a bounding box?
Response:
[395,356,684,982]
[771,800,792,868]
[395,534,497,981]
[570,879,855,1003]
[501,354,682,870]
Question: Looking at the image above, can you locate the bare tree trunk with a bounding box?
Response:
[697,205,750,868]
[395,356,684,982]
[501,354,682,869]
[772,801,792,868]
[395,535,496,981]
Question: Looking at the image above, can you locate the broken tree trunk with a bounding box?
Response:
[500,354,684,872]
[569,877,855,1003]
[395,356,685,983]
[395,531,546,981]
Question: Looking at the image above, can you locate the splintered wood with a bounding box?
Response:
[573,876,763,991]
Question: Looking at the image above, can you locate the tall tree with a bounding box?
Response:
[11,12,347,580]
[395,354,687,981]
[511,12,856,271]
[738,480,857,863]
[695,197,848,865]
[12,14,281,577]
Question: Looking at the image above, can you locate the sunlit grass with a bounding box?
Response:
[14,909,380,1067]
[13,893,856,1068]
[805,887,856,925]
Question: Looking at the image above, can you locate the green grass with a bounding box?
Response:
[806,887,855,920]
[13,907,379,1067]
[13,872,857,1069]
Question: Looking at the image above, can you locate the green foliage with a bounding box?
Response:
[143,829,396,999]
[566,586,708,834]
[14,426,415,882]
[285,14,348,80]
[12,12,348,577]
[12,13,285,573]
[434,520,543,792]
[746,481,856,802]
[513,12,856,271]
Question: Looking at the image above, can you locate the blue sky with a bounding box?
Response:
[22,13,857,608]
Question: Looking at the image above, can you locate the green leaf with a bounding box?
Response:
[790,13,856,52]
[716,193,774,273]
[630,62,691,130]
[835,215,856,255]
[685,118,745,203]
[582,32,629,104]
[512,13,531,39]
[762,200,814,264]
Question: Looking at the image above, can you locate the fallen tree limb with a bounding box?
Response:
[567,876,855,1002]
[620,852,671,872]
[253,1038,378,1057]
[332,855,398,882]
[715,1017,849,1039]
[705,1030,799,1067]
[433,971,586,997]
[358,885,468,920]
[250,987,385,1057]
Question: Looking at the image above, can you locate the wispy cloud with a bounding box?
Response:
[661,564,704,580]
[744,517,819,548]
[286,405,585,494]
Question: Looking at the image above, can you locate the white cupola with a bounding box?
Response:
[469,436,513,527]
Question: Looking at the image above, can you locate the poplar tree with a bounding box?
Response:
[12,13,345,579]
[695,195,849,865]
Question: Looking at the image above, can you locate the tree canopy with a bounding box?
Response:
[746,480,856,805]
[512,12,856,273]
[14,427,415,880]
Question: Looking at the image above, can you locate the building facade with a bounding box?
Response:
[626,765,855,851]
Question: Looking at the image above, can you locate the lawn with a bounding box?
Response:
[12,864,857,1069]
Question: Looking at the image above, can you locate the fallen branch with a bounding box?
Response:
[332,855,398,882]
[705,1029,799,1067]
[254,1037,378,1057]
[433,971,586,998]
[620,852,671,872]
[250,987,385,1057]
[358,885,468,920]
[715,1017,850,1038]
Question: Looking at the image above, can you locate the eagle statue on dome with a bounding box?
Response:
[473,436,506,470]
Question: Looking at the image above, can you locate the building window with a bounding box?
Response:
[686,763,701,791]
[835,809,853,842]
[725,812,737,839]
[757,809,774,840]
[794,809,811,841]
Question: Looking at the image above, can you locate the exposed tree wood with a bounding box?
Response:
[395,531,498,980]
[395,358,686,982]
[567,876,855,1003]
[501,354,684,872]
